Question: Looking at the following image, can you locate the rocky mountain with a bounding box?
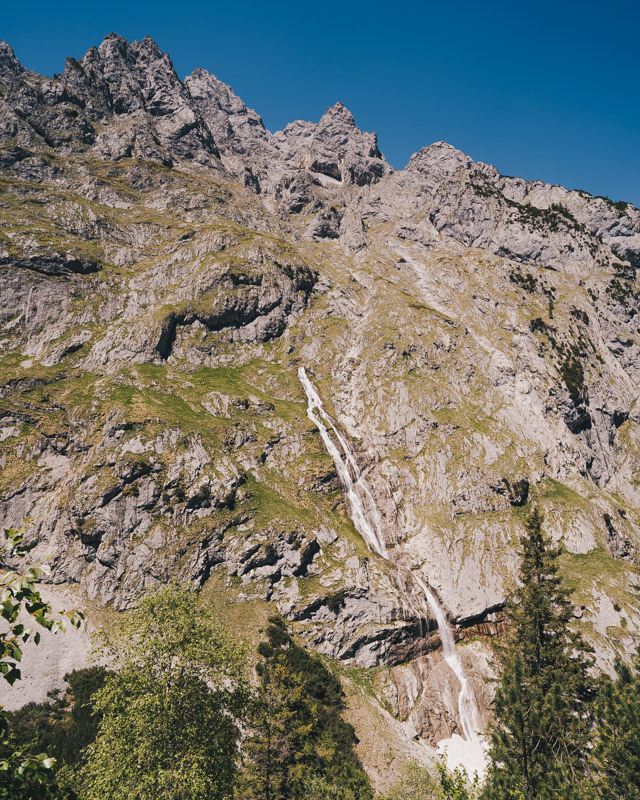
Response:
[2,32,640,786]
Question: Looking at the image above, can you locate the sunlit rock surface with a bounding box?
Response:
[2,32,640,789]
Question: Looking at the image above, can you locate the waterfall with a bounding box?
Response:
[298,367,482,746]
[411,572,481,741]
[298,367,387,558]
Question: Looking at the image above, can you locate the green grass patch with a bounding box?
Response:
[562,546,633,601]
[535,477,587,507]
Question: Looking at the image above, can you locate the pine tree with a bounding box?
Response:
[238,660,306,800]
[238,617,371,800]
[592,649,640,799]
[483,508,595,800]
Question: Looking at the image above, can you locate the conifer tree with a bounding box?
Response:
[592,649,640,799]
[238,659,304,800]
[483,508,595,800]
[238,617,371,800]
[0,667,108,797]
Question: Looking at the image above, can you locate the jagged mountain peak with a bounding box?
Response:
[187,64,390,191]
[406,140,473,177]
[78,32,185,112]
[272,100,390,186]
[0,40,25,82]
[0,32,218,166]
[97,31,131,54]
[318,101,356,127]
[96,32,166,62]
[394,134,640,272]
[86,32,170,77]
[186,66,264,120]
[185,67,268,159]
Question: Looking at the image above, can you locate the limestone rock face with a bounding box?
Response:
[0,42,25,82]
[272,102,391,186]
[384,140,640,278]
[2,33,640,775]
[186,71,391,230]
[0,34,219,166]
[185,68,270,160]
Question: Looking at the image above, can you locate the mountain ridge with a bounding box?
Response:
[5,32,637,208]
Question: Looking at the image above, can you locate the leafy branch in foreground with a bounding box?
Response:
[0,524,84,798]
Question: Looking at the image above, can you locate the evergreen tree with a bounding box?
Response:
[238,659,303,800]
[592,648,640,799]
[0,667,109,797]
[3,667,109,769]
[238,617,371,800]
[483,508,595,800]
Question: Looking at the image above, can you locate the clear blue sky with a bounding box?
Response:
[2,0,639,206]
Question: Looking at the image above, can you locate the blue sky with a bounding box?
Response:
[2,0,639,206]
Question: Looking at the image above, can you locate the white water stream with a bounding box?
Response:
[298,367,486,776]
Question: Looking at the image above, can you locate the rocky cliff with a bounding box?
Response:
[1,33,640,784]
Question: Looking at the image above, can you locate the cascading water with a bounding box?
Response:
[298,367,485,773]
[411,572,481,742]
[298,367,387,558]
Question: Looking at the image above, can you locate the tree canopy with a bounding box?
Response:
[76,582,248,800]
[591,649,640,799]
[237,616,371,800]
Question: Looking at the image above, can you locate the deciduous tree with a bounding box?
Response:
[77,582,248,800]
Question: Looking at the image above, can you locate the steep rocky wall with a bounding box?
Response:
[2,34,640,766]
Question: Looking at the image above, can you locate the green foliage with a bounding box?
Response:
[326,590,346,613]
[3,668,108,768]
[513,201,583,234]
[482,508,596,800]
[0,525,84,799]
[0,527,83,684]
[238,616,371,800]
[509,271,537,293]
[606,274,640,310]
[76,582,248,800]
[377,759,479,800]
[591,649,640,799]
[436,761,480,800]
[529,316,550,335]
[569,308,590,326]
